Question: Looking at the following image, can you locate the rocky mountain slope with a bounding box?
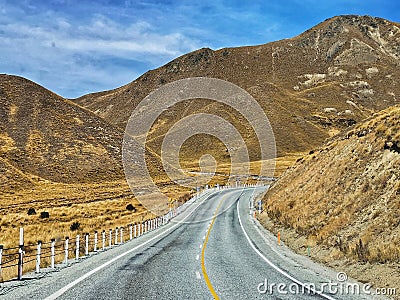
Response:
[75,15,400,162]
[0,74,124,189]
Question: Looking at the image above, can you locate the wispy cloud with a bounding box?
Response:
[0,1,200,97]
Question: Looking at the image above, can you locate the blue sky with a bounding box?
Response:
[0,0,399,98]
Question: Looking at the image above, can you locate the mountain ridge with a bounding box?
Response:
[74,14,400,162]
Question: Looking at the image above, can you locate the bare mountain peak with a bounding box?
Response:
[312,14,399,34]
[295,15,400,61]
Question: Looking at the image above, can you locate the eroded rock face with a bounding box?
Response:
[319,15,400,60]
[334,38,379,65]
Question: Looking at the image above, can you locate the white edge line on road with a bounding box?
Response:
[44,192,215,300]
[196,271,201,279]
[236,199,336,300]
[196,254,200,260]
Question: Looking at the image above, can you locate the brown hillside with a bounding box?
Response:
[0,74,124,186]
[260,105,400,288]
[75,15,400,163]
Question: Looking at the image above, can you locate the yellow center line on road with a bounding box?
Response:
[201,197,225,300]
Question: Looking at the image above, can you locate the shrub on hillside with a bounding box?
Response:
[70,221,80,231]
[126,204,136,212]
[40,211,50,218]
[27,208,36,215]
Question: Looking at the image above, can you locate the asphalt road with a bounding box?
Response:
[2,188,381,300]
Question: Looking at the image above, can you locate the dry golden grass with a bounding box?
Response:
[261,105,400,265]
[0,179,193,281]
[258,106,400,292]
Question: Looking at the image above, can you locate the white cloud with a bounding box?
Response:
[3,14,199,57]
[0,6,200,98]
[58,33,193,57]
[0,0,284,98]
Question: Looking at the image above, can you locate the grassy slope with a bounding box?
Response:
[0,74,125,185]
[260,105,400,289]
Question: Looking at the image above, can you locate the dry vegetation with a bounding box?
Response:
[260,105,400,290]
[0,178,193,248]
[0,179,192,281]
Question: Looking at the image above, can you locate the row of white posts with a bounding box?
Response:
[0,211,178,280]
[218,183,263,189]
[0,189,219,280]
[34,214,174,274]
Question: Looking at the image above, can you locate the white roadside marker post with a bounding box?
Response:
[64,237,69,264]
[51,239,55,268]
[17,228,24,280]
[85,234,89,256]
[75,235,80,260]
[0,245,3,281]
[36,241,42,273]
[94,231,98,252]
[109,229,112,247]
[102,230,106,250]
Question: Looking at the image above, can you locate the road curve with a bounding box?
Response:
[2,188,380,300]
